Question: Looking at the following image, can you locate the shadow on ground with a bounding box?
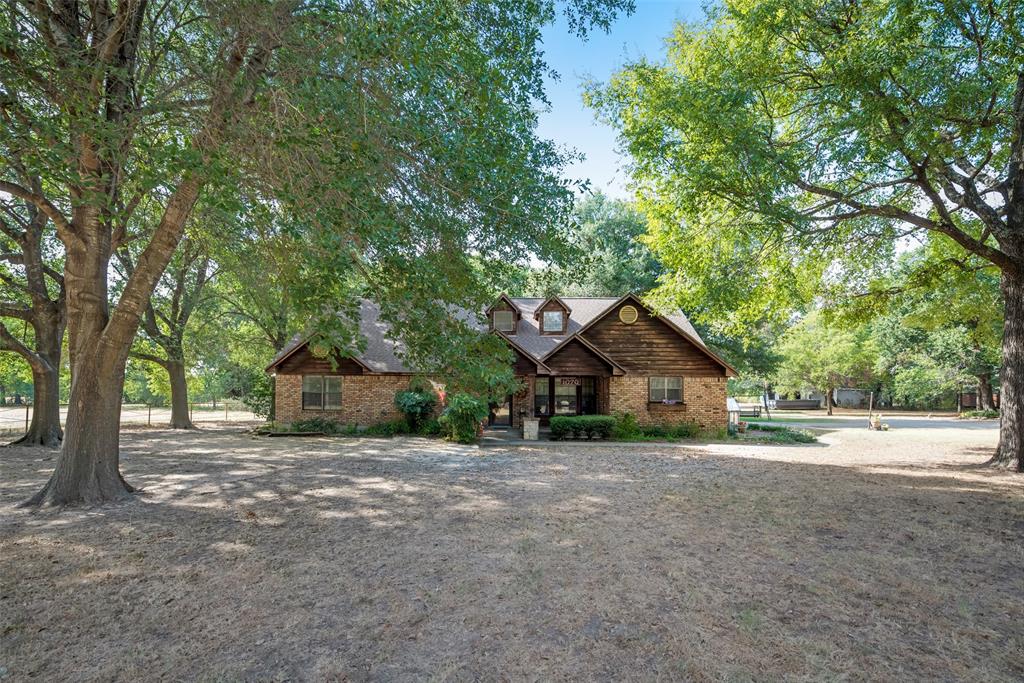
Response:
[1,427,1021,681]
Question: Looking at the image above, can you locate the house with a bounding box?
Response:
[266,294,737,430]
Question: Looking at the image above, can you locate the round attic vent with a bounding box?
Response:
[619,305,639,324]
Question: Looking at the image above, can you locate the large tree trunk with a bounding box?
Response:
[976,373,995,412]
[23,353,132,506]
[992,271,1023,470]
[14,365,62,447]
[167,358,194,429]
[7,309,65,448]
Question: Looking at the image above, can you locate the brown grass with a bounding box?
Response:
[1,422,1022,681]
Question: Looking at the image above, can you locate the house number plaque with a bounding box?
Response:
[559,377,581,385]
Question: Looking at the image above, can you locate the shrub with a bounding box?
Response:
[666,422,699,439]
[394,389,437,431]
[960,409,999,419]
[418,418,443,437]
[611,412,641,440]
[290,416,341,434]
[550,415,615,440]
[641,424,666,438]
[610,415,700,441]
[747,422,817,443]
[363,419,411,437]
[439,393,489,443]
[243,374,274,419]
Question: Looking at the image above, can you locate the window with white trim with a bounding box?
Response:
[649,376,682,402]
[303,375,342,410]
[493,309,515,332]
[542,310,564,333]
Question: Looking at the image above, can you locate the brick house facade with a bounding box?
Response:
[267,295,736,431]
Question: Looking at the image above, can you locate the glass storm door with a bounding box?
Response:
[554,378,579,415]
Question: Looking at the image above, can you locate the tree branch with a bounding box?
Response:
[0,181,75,242]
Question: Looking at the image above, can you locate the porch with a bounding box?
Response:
[487,374,611,429]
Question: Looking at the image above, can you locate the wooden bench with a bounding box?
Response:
[738,405,761,418]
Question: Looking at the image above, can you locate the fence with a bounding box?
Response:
[0,399,260,437]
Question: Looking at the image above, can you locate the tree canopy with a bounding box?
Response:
[589,0,1023,466]
[1,0,635,505]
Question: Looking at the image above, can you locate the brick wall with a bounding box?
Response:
[607,375,727,429]
[275,374,415,426]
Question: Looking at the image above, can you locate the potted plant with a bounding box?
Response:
[737,421,748,433]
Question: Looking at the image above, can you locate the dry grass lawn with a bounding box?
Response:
[1,421,1022,681]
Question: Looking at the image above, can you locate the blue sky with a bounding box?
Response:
[536,1,709,198]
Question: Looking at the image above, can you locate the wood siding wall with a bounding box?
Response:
[544,338,612,376]
[275,344,366,375]
[511,345,539,374]
[583,304,725,376]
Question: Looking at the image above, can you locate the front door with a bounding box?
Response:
[554,378,579,415]
[488,394,512,427]
[536,377,599,424]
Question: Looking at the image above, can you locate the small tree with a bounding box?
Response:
[775,313,876,415]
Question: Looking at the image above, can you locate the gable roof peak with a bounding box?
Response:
[533,294,572,317]
[485,293,519,314]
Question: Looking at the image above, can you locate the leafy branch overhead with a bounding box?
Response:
[590,0,1024,468]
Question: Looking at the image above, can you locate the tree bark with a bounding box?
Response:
[991,271,1023,470]
[825,387,834,416]
[976,373,995,412]
[167,358,194,429]
[14,365,62,447]
[4,308,65,448]
[22,352,132,506]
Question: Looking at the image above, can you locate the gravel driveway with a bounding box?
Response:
[1,420,1021,681]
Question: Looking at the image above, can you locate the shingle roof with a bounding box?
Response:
[267,296,717,374]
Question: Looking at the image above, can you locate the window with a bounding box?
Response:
[534,378,550,416]
[649,377,682,403]
[554,379,578,415]
[493,309,515,332]
[303,375,342,410]
[542,310,563,333]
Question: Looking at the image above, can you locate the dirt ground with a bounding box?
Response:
[1,420,1022,681]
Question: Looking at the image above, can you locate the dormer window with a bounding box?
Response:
[535,295,571,335]
[493,309,515,332]
[487,294,520,334]
[542,310,563,333]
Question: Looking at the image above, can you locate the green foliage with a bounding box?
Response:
[549,415,616,440]
[775,313,877,399]
[608,413,699,441]
[520,193,663,297]
[242,374,275,420]
[746,423,818,444]
[394,390,437,432]
[588,0,1022,371]
[2,0,636,437]
[439,394,489,444]
[0,353,34,402]
[290,417,343,434]
[418,418,444,437]
[960,410,1000,419]
[611,412,642,439]
[853,242,1003,409]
